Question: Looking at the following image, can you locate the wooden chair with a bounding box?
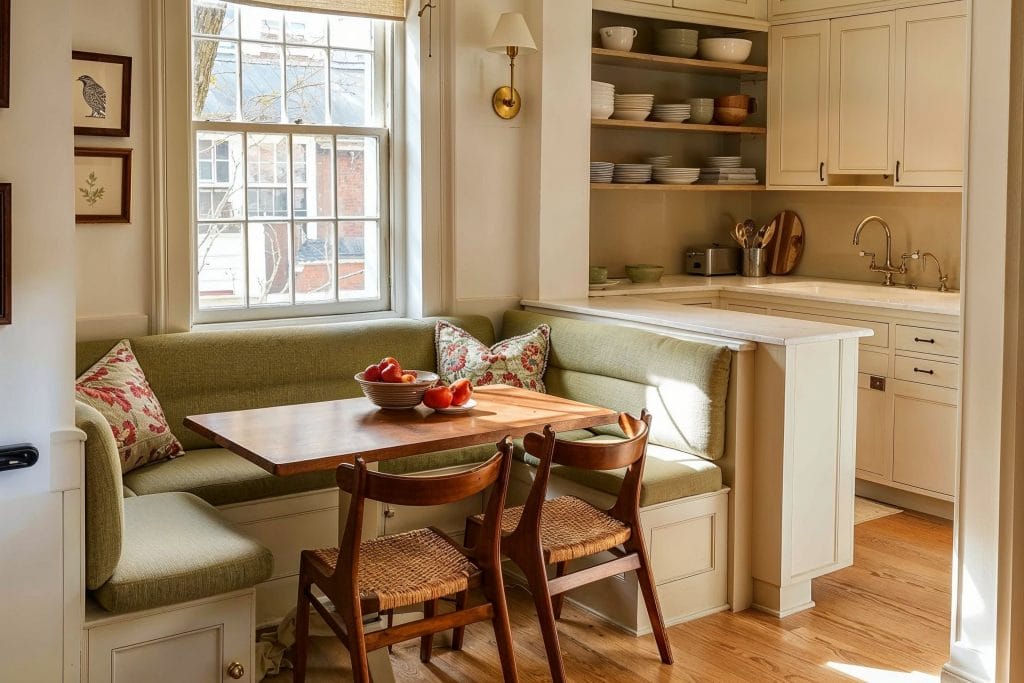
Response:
[457,412,673,682]
[293,440,519,683]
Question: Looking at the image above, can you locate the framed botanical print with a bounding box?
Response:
[74,148,132,224]
[0,183,10,325]
[0,0,10,109]
[72,51,132,136]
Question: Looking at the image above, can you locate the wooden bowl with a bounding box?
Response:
[714,106,749,125]
[355,371,439,409]
[715,95,753,110]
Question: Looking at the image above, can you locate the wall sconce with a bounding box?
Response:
[486,12,537,120]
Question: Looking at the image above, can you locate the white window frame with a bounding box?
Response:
[188,3,395,325]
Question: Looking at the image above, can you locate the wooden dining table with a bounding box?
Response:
[184,384,618,682]
[184,384,617,477]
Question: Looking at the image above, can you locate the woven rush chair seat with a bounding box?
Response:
[311,528,477,612]
[475,496,632,564]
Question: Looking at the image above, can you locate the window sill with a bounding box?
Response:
[191,309,402,333]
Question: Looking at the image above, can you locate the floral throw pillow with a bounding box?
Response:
[435,321,551,392]
[75,340,183,474]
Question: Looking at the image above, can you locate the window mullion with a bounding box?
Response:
[241,132,251,309]
[287,132,296,306]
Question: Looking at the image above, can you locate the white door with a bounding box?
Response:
[768,21,830,186]
[828,12,896,175]
[892,2,967,187]
[674,0,765,19]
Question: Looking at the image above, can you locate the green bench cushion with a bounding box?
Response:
[515,432,722,507]
[123,448,337,506]
[377,443,499,476]
[76,316,496,452]
[502,311,732,461]
[93,492,273,613]
[77,401,125,591]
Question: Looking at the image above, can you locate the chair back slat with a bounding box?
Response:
[551,413,650,471]
[336,446,506,508]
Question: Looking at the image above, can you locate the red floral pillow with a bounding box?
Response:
[75,340,183,473]
[435,321,551,392]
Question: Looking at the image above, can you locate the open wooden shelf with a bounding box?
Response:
[592,48,768,77]
[591,183,765,192]
[592,118,766,135]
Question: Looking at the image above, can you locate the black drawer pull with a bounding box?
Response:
[914,367,935,375]
[914,337,936,344]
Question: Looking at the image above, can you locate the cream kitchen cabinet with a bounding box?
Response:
[768,21,830,186]
[891,379,958,496]
[769,1,966,188]
[769,0,958,20]
[828,12,896,175]
[892,2,967,186]
[677,0,767,20]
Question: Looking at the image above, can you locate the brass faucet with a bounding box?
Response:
[852,216,919,287]
[919,252,951,292]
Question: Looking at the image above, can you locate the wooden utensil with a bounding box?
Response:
[733,223,748,248]
[763,210,805,274]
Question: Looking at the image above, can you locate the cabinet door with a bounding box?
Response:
[891,380,957,497]
[828,12,896,175]
[893,2,967,187]
[674,0,765,19]
[856,373,892,477]
[768,21,829,186]
[770,0,865,17]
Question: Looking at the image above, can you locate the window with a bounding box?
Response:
[190,0,391,322]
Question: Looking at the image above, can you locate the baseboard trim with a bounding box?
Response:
[856,479,955,520]
[941,662,989,683]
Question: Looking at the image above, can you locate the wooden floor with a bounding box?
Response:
[271,511,952,682]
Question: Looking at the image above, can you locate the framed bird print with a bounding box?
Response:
[71,51,131,136]
[0,0,10,109]
[74,148,132,224]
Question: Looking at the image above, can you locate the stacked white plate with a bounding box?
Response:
[612,93,654,121]
[706,156,743,168]
[650,103,691,123]
[590,161,614,183]
[645,155,672,168]
[653,167,700,185]
[613,163,653,184]
[592,80,615,119]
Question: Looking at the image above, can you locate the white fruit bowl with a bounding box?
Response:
[355,371,439,409]
[698,38,753,64]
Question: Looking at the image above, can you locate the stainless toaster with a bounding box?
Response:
[685,245,741,276]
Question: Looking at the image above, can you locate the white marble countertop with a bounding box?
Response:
[589,274,961,317]
[521,296,874,347]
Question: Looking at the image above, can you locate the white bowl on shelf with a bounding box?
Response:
[698,38,753,63]
[611,109,651,121]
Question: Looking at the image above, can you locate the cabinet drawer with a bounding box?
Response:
[773,309,890,348]
[895,325,959,358]
[894,355,959,389]
[859,348,888,376]
[727,303,769,315]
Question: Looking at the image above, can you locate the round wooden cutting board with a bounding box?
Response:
[765,210,805,275]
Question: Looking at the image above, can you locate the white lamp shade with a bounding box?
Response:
[487,12,537,54]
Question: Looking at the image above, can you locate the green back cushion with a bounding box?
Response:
[501,310,731,461]
[76,316,495,451]
[76,401,125,590]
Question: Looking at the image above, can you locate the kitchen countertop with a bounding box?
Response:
[520,296,874,347]
[588,274,961,317]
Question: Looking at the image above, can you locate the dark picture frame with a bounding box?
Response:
[72,51,132,137]
[74,148,132,224]
[0,184,10,325]
[0,0,10,109]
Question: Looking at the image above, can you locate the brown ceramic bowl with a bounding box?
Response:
[714,106,749,125]
[715,95,755,110]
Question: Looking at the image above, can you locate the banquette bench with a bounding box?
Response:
[75,311,743,680]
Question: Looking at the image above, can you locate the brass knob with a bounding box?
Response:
[227,662,245,679]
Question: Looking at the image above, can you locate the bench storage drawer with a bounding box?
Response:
[894,355,959,389]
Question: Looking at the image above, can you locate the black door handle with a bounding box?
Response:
[914,337,936,344]
[896,160,901,183]
[819,161,825,183]
[914,367,935,375]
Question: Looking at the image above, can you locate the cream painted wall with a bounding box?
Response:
[752,191,963,286]
[74,0,153,341]
[0,0,78,680]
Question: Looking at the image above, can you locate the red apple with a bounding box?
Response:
[450,379,473,406]
[377,356,400,373]
[380,362,404,383]
[423,385,454,410]
[363,364,382,382]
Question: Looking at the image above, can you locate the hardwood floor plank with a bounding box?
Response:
[267,512,952,682]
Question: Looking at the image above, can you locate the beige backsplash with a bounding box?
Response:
[589,190,963,290]
[752,191,963,288]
